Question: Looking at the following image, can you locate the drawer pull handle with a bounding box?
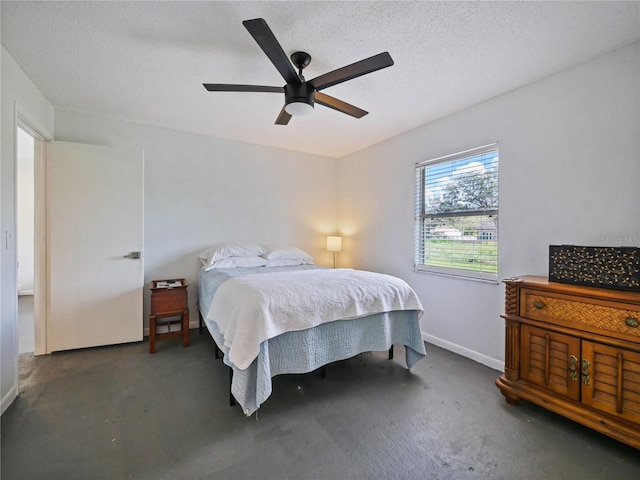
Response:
[569,355,578,382]
[582,359,591,387]
[533,301,544,310]
[624,317,639,328]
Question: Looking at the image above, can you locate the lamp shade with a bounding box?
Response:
[326,236,342,252]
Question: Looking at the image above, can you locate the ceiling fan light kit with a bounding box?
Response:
[203,18,394,125]
[284,82,315,116]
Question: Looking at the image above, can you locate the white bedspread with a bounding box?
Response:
[206,268,424,370]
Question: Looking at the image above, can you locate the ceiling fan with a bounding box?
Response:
[203,18,394,125]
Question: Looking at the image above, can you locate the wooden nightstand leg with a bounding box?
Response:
[149,315,156,354]
[182,310,190,347]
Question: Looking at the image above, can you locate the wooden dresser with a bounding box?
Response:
[496,276,640,449]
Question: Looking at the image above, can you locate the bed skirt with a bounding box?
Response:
[201,309,426,416]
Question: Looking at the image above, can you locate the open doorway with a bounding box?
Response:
[17,126,35,354]
[16,118,47,358]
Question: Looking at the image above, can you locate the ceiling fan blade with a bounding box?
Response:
[203,84,283,93]
[243,18,300,85]
[309,52,394,91]
[275,106,292,125]
[315,92,368,118]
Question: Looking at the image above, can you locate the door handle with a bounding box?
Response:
[569,355,578,382]
[582,358,591,386]
[123,251,141,259]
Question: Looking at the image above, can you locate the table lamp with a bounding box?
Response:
[326,236,342,268]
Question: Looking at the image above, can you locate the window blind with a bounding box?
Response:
[414,143,499,281]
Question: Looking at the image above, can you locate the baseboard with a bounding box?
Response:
[143,320,200,337]
[139,323,505,373]
[422,332,505,372]
[1,384,18,415]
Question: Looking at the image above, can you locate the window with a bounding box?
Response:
[414,143,499,281]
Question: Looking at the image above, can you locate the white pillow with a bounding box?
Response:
[265,258,312,267]
[263,246,313,263]
[203,256,267,271]
[199,242,266,267]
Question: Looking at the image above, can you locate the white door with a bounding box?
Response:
[47,141,144,352]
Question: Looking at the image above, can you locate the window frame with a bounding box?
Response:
[414,143,499,282]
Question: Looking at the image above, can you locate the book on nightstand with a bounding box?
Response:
[155,280,183,288]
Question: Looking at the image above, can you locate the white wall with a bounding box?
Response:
[53,110,338,329]
[338,41,640,370]
[1,46,54,414]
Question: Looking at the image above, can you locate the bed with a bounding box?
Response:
[197,246,426,416]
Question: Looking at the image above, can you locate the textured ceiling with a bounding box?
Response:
[2,1,639,158]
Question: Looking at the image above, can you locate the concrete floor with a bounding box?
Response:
[2,333,639,480]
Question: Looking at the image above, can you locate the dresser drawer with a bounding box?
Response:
[150,288,187,314]
[520,288,640,341]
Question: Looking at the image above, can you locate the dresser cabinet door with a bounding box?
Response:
[581,341,640,425]
[521,325,581,401]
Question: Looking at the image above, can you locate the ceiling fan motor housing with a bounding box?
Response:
[284,82,315,110]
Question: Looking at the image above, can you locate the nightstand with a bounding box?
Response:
[149,279,189,353]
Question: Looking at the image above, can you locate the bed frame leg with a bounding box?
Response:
[214,344,221,359]
[199,310,203,335]
[229,367,236,406]
[319,365,326,379]
[388,345,394,360]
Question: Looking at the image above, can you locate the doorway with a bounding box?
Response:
[17,126,35,354]
[15,129,144,358]
[16,118,47,357]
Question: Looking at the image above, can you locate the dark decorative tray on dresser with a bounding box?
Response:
[496,276,640,450]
